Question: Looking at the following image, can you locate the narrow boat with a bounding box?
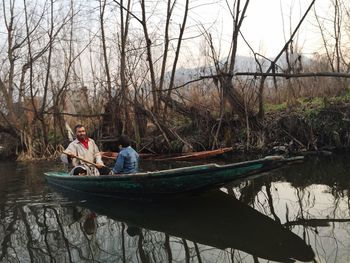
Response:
[100,147,233,161]
[154,147,234,161]
[45,155,302,197]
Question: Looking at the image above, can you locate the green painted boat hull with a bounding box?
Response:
[45,156,302,197]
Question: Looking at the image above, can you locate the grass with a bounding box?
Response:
[265,97,325,115]
[332,90,350,103]
[265,102,288,112]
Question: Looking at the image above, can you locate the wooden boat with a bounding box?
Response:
[45,155,303,197]
[154,147,234,161]
[100,147,233,161]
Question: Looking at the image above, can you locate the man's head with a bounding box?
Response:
[74,124,87,140]
[118,135,130,148]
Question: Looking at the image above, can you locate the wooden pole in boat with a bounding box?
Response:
[62,151,102,167]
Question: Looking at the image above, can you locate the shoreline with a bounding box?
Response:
[2,99,350,162]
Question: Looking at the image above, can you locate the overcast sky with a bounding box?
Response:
[187,0,331,59]
[0,0,338,71]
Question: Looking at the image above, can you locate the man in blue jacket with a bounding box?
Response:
[112,135,139,174]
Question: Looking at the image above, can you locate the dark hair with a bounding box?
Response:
[74,124,84,132]
[118,135,130,148]
[72,166,87,176]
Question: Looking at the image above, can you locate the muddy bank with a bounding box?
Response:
[146,102,350,156]
[261,102,350,154]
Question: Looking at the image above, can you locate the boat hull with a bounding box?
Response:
[45,156,302,197]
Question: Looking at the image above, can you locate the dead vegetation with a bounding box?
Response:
[1,0,350,159]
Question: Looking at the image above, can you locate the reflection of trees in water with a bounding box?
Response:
[1,202,247,262]
[0,204,120,262]
[294,187,350,263]
[224,157,350,263]
[0,188,321,263]
[132,229,235,262]
[0,203,300,263]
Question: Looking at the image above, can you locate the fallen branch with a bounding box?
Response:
[20,107,106,118]
[161,71,350,92]
[235,71,350,79]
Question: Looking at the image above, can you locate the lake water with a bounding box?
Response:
[0,154,350,262]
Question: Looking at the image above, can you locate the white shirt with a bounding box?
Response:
[61,138,103,167]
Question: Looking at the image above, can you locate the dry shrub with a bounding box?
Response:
[180,82,220,114]
[264,53,350,106]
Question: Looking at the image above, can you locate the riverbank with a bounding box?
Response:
[2,97,350,161]
[251,97,350,155]
[151,96,350,157]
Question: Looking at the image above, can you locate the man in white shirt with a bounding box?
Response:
[61,124,109,175]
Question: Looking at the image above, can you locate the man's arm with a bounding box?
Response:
[61,142,76,164]
[91,139,104,165]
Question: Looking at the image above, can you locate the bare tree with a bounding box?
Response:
[99,0,113,101]
[314,0,350,90]
[256,0,315,119]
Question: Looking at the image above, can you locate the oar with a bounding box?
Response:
[62,151,103,168]
[100,151,118,160]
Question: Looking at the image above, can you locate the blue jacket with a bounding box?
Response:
[112,146,139,174]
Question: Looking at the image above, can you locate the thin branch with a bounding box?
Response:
[265,0,316,75]
[20,107,106,117]
[112,0,143,24]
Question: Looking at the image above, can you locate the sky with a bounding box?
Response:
[0,0,338,72]
[186,0,332,59]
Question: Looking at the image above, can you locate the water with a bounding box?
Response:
[0,155,350,262]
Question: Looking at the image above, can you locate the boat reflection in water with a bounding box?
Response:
[62,189,315,262]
